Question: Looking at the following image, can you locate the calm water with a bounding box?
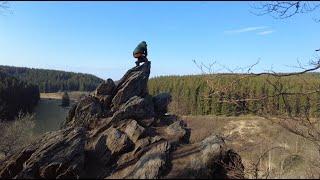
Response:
[33,99,73,134]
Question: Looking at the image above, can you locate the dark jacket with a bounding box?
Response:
[133,41,148,57]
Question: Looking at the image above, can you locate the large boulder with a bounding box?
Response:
[95,78,116,96]
[0,127,86,179]
[165,120,190,144]
[165,135,244,179]
[111,95,155,122]
[105,127,133,156]
[124,120,145,142]
[111,61,151,110]
[108,141,171,179]
[125,141,171,179]
[65,96,102,128]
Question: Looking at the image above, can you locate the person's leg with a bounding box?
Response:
[135,60,140,66]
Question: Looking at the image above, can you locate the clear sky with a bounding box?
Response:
[0,1,320,80]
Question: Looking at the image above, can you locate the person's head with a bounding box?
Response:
[141,41,147,45]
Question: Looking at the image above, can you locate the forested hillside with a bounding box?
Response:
[0,65,104,93]
[0,71,40,121]
[148,73,320,117]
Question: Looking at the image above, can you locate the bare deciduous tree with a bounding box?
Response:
[251,1,320,20]
[194,58,320,177]
[251,1,320,51]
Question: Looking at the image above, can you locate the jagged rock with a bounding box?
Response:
[126,141,171,179]
[86,134,111,163]
[96,95,113,110]
[84,133,112,178]
[165,135,244,179]
[109,141,171,179]
[111,95,155,122]
[153,93,172,116]
[95,78,116,96]
[105,127,133,156]
[111,61,151,110]
[65,96,102,128]
[0,127,86,179]
[195,135,244,179]
[0,59,244,179]
[124,120,145,142]
[166,120,190,144]
[65,104,77,125]
[115,137,157,170]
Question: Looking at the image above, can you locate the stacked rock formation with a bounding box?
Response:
[0,61,244,179]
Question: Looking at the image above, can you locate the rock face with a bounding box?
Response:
[111,95,155,122]
[64,96,102,128]
[153,93,172,116]
[166,120,190,144]
[0,127,86,179]
[111,62,150,110]
[95,78,116,96]
[0,61,245,179]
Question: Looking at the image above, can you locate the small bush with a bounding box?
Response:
[0,112,37,159]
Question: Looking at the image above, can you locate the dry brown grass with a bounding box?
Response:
[182,115,320,178]
[0,113,38,161]
[40,91,90,101]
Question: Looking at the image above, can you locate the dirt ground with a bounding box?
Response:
[182,115,320,179]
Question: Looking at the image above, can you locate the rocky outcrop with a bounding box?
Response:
[0,127,86,179]
[64,96,102,128]
[153,92,172,116]
[111,62,150,110]
[111,95,155,122]
[0,61,244,179]
[166,120,190,144]
[95,78,116,96]
[165,135,244,179]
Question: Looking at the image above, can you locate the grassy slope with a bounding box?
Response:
[182,115,319,178]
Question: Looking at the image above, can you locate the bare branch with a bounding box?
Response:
[251,1,320,20]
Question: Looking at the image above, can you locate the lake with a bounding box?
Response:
[33,98,73,134]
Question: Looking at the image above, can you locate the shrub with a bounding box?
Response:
[0,113,37,159]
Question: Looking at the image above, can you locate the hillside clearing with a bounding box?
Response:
[182,115,320,178]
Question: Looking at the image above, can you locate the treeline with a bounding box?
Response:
[148,73,320,117]
[0,71,40,121]
[0,65,104,93]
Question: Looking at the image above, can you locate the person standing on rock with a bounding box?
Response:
[133,41,148,66]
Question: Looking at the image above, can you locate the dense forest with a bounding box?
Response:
[0,65,104,93]
[148,73,320,117]
[0,71,40,121]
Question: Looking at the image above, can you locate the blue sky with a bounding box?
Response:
[0,1,319,80]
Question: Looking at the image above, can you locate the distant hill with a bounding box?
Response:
[0,65,104,93]
[0,71,40,121]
